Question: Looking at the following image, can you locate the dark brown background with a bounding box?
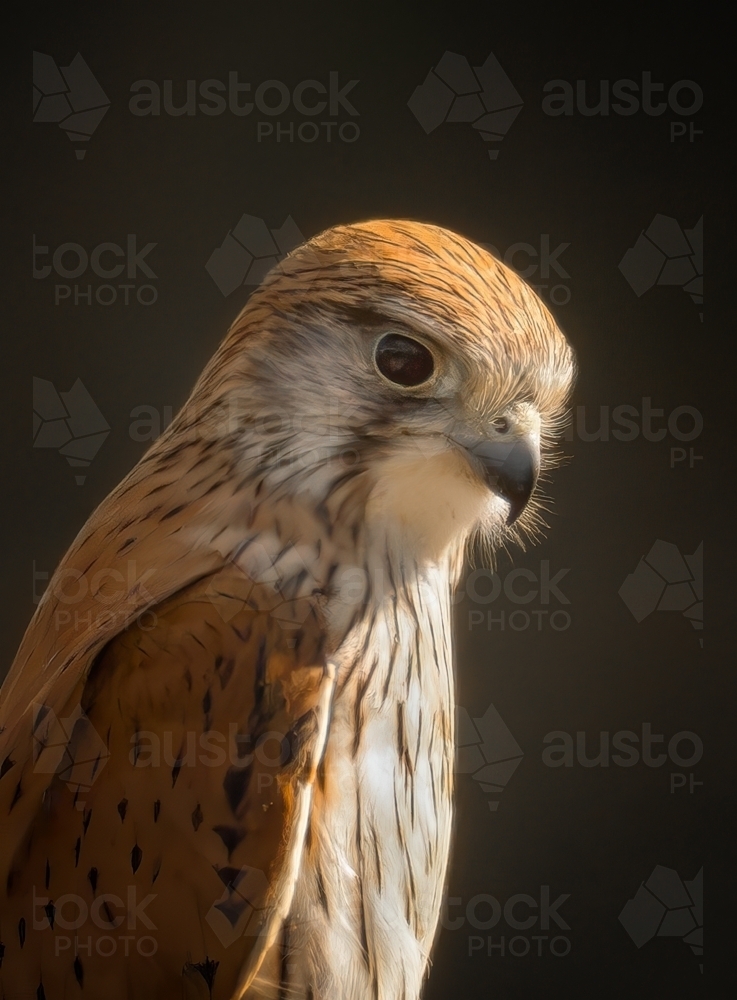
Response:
[1,6,728,998]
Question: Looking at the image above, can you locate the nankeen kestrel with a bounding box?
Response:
[0,220,575,999]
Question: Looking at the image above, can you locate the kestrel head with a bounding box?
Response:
[188,219,575,568]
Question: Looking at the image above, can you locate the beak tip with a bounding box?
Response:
[468,438,539,526]
[506,505,523,527]
[503,489,533,526]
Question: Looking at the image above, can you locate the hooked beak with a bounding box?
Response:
[457,435,540,525]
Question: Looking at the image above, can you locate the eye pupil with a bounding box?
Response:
[375,334,435,387]
[493,418,510,433]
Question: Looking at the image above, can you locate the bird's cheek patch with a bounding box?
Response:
[365,447,489,560]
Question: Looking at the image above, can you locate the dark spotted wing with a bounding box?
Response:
[0,563,335,1000]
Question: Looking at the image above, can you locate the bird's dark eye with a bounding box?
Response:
[492,417,510,434]
[374,334,435,387]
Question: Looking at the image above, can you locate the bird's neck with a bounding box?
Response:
[222,478,467,656]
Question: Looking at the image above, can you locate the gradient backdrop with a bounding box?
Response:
[2,8,725,999]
